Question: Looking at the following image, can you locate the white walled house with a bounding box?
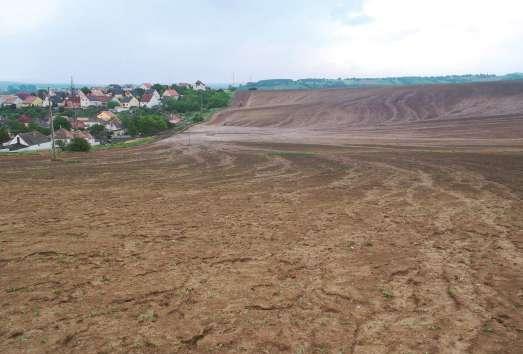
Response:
[0,95,23,108]
[78,90,91,108]
[5,132,51,151]
[103,119,125,136]
[117,96,139,111]
[42,96,50,107]
[162,89,180,100]
[140,90,161,108]
[193,80,207,91]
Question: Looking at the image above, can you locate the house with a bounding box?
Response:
[75,130,96,144]
[16,92,31,100]
[103,118,125,136]
[108,85,124,98]
[93,114,125,136]
[37,117,50,128]
[41,96,50,107]
[193,80,207,91]
[18,114,33,127]
[140,83,153,90]
[118,96,139,111]
[87,95,111,107]
[90,88,105,96]
[0,95,23,108]
[64,96,81,109]
[77,90,91,108]
[50,95,65,107]
[140,90,161,108]
[71,119,86,130]
[97,111,117,122]
[162,89,180,100]
[77,117,99,129]
[54,128,75,145]
[54,128,96,145]
[178,82,192,89]
[21,95,43,107]
[5,131,51,151]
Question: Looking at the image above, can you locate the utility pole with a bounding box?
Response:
[200,90,203,113]
[71,76,77,130]
[48,87,56,160]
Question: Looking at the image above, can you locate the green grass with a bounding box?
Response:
[92,137,155,151]
[381,288,394,299]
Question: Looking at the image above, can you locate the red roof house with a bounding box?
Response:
[163,89,180,98]
[18,114,32,126]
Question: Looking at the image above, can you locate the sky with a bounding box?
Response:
[0,0,522,85]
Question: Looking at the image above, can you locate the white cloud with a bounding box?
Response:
[0,0,61,37]
[319,0,523,76]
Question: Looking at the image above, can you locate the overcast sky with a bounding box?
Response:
[1,0,522,84]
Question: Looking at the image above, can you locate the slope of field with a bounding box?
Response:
[0,141,522,353]
[209,81,523,139]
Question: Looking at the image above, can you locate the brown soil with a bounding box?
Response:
[1,84,523,353]
[211,81,523,139]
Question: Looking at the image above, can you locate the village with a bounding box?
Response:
[0,80,227,152]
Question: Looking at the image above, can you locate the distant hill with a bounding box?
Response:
[210,81,523,139]
[0,81,90,93]
[239,73,523,91]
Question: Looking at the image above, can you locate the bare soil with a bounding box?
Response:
[213,81,523,139]
[1,83,523,353]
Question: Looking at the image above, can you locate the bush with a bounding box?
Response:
[107,101,119,109]
[192,113,204,123]
[0,127,9,143]
[89,124,109,143]
[66,137,91,152]
[121,113,168,136]
[162,90,230,113]
[54,116,71,130]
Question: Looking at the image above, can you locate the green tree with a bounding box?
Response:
[7,119,27,134]
[121,116,138,136]
[191,112,204,123]
[53,116,71,130]
[0,127,9,143]
[121,113,168,136]
[66,137,91,152]
[80,87,91,95]
[135,115,168,136]
[107,100,119,109]
[133,88,145,102]
[163,95,200,113]
[28,122,51,136]
[152,84,167,95]
[88,124,109,143]
[207,90,230,108]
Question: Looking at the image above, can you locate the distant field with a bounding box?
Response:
[210,81,523,140]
